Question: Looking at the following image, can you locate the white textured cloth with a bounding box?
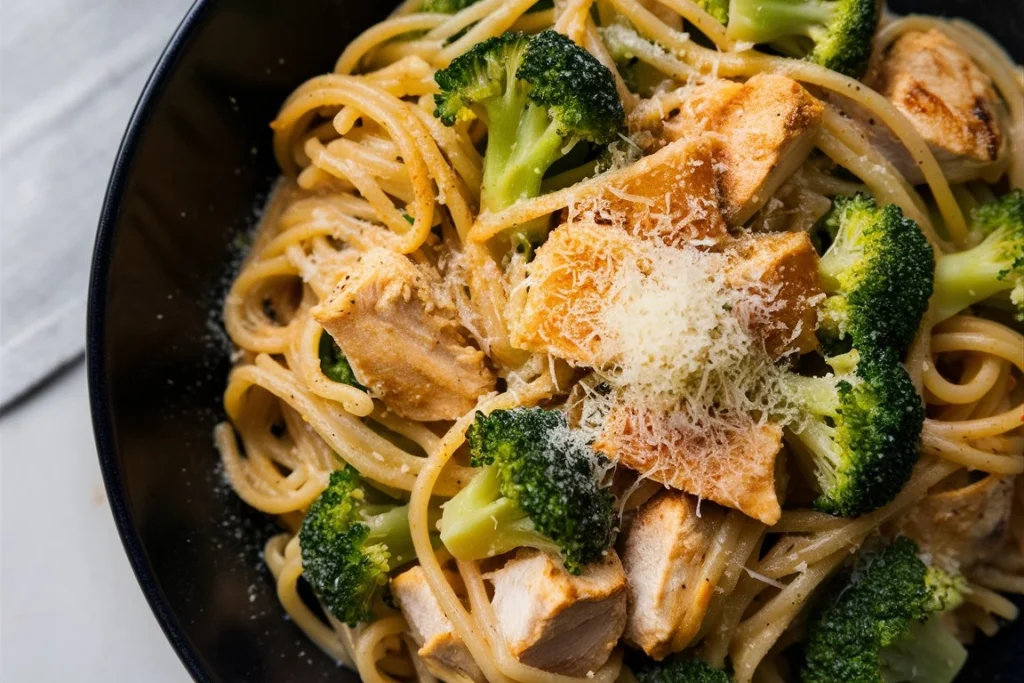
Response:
[0,0,194,407]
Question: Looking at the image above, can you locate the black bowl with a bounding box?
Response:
[87,1,1024,681]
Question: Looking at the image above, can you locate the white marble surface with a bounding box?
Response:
[0,0,194,406]
[0,363,188,682]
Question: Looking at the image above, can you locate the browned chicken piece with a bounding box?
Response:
[619,490,719,659]
[392,566,486,683]
[594,404,785,524]
[511,221,820,365]
[489,549,628,676]
[509,220,634,367]
[663,74,824,226]
[725,231,823,357]
[872,30,1006,185]
[312,248,496,421]
[893,475,1015,572]
[565,136,729,247]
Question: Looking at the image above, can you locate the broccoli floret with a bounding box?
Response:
[422,0,479,12]
[299,467,416,626]
[438,407,616,574]
[783,347,924,517]
[932,189,1024,322]
[630,656,733,683]
[696,0,730,25]
[318,331,366,389]
[802,537,968,683]
[434,30,625,249]
[724,0,880,78]
[816,194,934,357]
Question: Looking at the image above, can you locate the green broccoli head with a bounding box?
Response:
[724,0,880,78]
[438,407,616,574]
[422,0,479,12]
[696,0,730,25]
[299,467,415,626]
[318,331,366,389]
[784,346,924,517]
[802,537,967,683]
[816,194,934,357]
[434,30,624,247]
[630,655,733,683]
[932,189,1024,322]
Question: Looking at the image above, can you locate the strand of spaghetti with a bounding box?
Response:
[694,517,766,645]
[215,423,330,514]
[671,509,746,650]
[964,583,1021,620]
[758,459,959,578]
[333,57,438,135]
[458,560,623,683]
[335,14,448,75]
[604,0,968,243]
[920,430,1024,475]
[280,193,387,229]
[818,109,941,248]
[657,0,734,49]
[772,510,849,534]
[306,139,424,246]
[437,0,542,67]
[970,566,1024,595]
[553,0,595,44]
[223,257,303,354]
[699,576,767,668]
[935,315,1024,346]
[425,0,514,42]
[931,333,1024,370]
[223,355,475,494]
[412,96,483,198]
[730,549,848,683]
[515,8,557,33]
[923,354,1004,405]
[283,404,338,471]
[924,405,1024,441]
[354,616,409,683]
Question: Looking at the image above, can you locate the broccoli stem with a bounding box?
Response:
[932,237,1017,322]
[727,0,834,44]
[481,102,566,244]
[439,465,561,560]
[362,504,417,570]
[879,616,968,683]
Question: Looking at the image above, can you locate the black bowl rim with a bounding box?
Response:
[86,0,213,681]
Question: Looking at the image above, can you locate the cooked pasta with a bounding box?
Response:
[216,1,1024,681]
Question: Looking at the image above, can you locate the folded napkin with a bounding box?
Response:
[0,0,194,407]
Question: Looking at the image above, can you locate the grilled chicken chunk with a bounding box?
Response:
[564,136,728,247]
[664,74,824,226]
[872,29,1006,184]
[593,404,785,524]
[392,566,485,683]
[312,248,496,421]
[510,220,633,366]
[489,549,628,676]
[725,231,823,357]
[620,490,719,659]
[893,475,1015,572]
[512,221,819,365]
